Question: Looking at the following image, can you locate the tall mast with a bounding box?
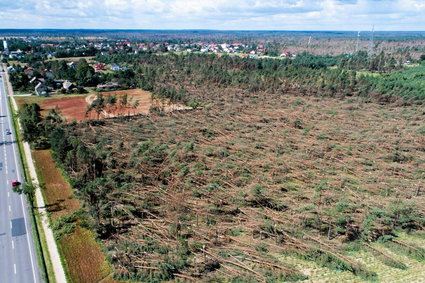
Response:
[368,25,375,56]
[355,31,360,53]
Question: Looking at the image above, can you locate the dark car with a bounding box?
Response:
[12,180,21,187]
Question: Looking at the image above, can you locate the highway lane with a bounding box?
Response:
[0,70,41,283]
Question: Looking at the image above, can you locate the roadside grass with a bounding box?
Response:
[32,149,114,283]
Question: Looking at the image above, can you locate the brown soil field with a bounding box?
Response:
[16,89,161,121]
[86,89,152,118]
[41,96,88,121]
[16,95,88,121]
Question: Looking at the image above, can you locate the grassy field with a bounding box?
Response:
[279,233,425,282]
[32,150,114,283]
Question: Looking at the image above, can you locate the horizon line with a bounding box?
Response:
[1,28,425,33]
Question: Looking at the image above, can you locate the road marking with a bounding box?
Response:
[8,191,10,197]
[3,73,39,283]
[12,240,14,249]
[10,221,12,229]
[9,205,11,212]
[14,263,16,274]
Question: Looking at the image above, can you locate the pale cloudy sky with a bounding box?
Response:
[0,0,424,30]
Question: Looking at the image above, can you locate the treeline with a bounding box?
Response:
[19,103,63,149]
[339,51,402,72]
[94,52,424,103]
[55,46,98,58]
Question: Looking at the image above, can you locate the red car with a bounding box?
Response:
[11,180,21,187]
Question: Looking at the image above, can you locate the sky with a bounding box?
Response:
[0,0,424,30]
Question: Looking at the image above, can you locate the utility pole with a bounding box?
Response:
[355,31,360,54]
[368,25,375,56]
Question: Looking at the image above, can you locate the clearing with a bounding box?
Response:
[15,89,159,121]
[54,91,425,282]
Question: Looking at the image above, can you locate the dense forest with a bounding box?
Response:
[94,52,425,102]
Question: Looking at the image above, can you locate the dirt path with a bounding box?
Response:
[4,64,68,283]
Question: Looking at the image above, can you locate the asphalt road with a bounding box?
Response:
[0,70,42,283]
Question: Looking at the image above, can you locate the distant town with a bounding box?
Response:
[1,37,297,62]
[1,37,297,96]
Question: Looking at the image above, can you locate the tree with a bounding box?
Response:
[119,94,128,116]
[13,183,35,206]
[105,94,117,114]
[86,93,106,119]
[50,127,70,161]
[19,103,43,143]
[75,59,96,86]
[132,100,140,115]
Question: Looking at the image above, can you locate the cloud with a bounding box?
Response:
[0,0,424,30]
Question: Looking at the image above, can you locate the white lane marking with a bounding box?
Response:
[14,263,16,274]
[10,221,12,229]
[12,240,14,249]
[9,205,11,212]
[8,191,10,197]
[3,73,38,283]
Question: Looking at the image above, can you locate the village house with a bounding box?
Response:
[35,82,49,96]
[62,80,76,91]
[95,63,106,71]
[110,64,120,71]
[44,69,54,79]
[24,67,34,77]
[96,82,120,91]
[67,61,77,68]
